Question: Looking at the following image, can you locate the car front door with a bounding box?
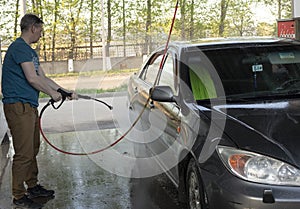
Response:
[129,48,183,177]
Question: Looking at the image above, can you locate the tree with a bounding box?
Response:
[122,0,126,56]
[0,0,292,62]
[89,0,94,58]
[110,0,128,56]
[219,0,230,37]
[189,0,194,39]
[256,22,276,36]
[58,0,85,60]
[259,0,292,19]
[145,0,152,53]
[0,0,16,42]
[106,0,111,57]
[181,0,208,40]
[180,0,186,40]
[14,0,20,39]
[228,0,255,36]
[52,0,60,61]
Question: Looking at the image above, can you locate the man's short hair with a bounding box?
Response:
[20,14,44,32]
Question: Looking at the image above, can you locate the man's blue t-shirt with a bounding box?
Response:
[1,37,40,107]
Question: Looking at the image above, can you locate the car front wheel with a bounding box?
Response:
[186,158,205,209]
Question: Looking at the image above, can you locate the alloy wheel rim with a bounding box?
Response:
[189,171,201,209]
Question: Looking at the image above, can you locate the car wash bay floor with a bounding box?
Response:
[0,130,184,209]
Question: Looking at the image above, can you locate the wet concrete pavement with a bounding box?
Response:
[0,137,131,209]
[0,94,186,209]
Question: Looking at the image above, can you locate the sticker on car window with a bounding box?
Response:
[279,52,295,59]
[252,64,263,72]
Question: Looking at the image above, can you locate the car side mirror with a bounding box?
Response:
[150,86,176,103]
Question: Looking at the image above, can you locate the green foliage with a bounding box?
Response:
[226,0,255,36]
[257,0,292,19]
[256,22,277,36]
[0,0,292,58]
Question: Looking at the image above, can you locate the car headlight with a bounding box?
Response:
[217,146,300,186]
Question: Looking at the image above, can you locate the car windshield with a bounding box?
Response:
[186,42,300,100]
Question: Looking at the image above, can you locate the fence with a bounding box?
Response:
[41,56,144,74]
[36,42,161,62]
[0,42,162,73]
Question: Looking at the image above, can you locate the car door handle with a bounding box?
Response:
[133,86,138,93]
[129,105,133,110]
[149,101,155,109]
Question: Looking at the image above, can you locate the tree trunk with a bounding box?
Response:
[52,0,59,62]
[107,0,111,57]
[38,0,47,61]
[14,0,19,39]
[122,0,126,57]
[278,0,282,19]
[219,0,229,37]
[69,16,75,60]
[145,0,152,54]
[190,0,195,40]
[31,0,37,13]
[90,0,94,58]
[180,0,186,40]
[69,0,83,60]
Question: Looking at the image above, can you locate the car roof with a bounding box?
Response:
[168,37,300,49]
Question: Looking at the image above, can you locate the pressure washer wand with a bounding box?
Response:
[77,94,113,110]
[39,88,113,156]
[48,88,113,111]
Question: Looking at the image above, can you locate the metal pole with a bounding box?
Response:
[293,0,300,40]
[101,0,106,71]
[20,0,27,17]
[0,37,2,87]
[292,0,294,17]
[292,0,300,18]
[0,37,2,66]
[0,36,2,108]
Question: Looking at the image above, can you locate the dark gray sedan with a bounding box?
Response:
[127,37,300,209]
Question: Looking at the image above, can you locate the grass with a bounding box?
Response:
[39,83,128,98]
[47,68,138,78]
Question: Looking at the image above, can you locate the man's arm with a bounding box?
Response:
[37,66,77,100]
[37,66,61,90]
[21,62,62,101]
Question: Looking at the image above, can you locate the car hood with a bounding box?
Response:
[211,98,300,168]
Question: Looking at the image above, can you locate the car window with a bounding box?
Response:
[188,44,300,99]
[189,69,217,100]
[159,54,177,93]
[187,57,217,100]
[140,54,161,85]
[140,53,177,94]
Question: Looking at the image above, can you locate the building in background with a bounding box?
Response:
[277,0,300,40]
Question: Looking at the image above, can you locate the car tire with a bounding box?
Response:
[186,158,206,209]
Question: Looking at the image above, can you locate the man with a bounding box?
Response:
[1,14,77,208]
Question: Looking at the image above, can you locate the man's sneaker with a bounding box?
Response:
[27,185,55,199]
[13,195,43,209]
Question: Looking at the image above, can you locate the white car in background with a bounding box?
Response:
[0,103,8,144]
